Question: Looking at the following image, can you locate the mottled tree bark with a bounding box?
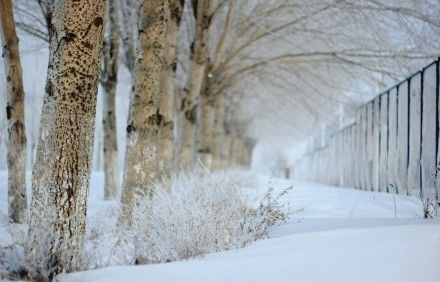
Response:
[120,0,137,73]
[194,0,234,170]
[0,0,28,224]
[157,0,184,177]
[26,0,106,278]
[119,0,168,226]
[102,0,120,200]
[178,0,211,169]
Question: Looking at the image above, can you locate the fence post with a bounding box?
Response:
[379,93,389,191]
[421,63,437,199]
[408,73,422,196]
[397,82,409,195]
[388,88,398,193]
[293,60,438,197]
[373,97,381,191]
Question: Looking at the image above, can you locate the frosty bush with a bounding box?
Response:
[83,205,135,270]
[418,164,440,218]
[132,172,292,264]
[0,213,28,280]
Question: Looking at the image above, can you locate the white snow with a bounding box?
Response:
[1,171,439,282]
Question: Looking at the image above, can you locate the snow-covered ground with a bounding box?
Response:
[1,171,439,281]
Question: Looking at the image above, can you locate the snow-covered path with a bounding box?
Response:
[62,174,440,282]
[63,224,439,282]
[0,172,439,281]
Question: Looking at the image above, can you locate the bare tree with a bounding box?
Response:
[0,0,28,223]
[26,0,106,278]
[119,0,168,226]
[157,0,185,177]
[178,0,212,169]
[102,0,120,200]
[193,0,439,168]
[119,0,138,73]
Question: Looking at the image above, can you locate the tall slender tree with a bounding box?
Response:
[119,0,168,226]
[197,0,235,170]
[0,0,28,224]
[179,0,212,169]
[101,0,120,200]
[157,0,185,177]
[26,0,106,278]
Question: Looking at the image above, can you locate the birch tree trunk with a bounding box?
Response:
[26,1,106,278]
[120,0,137,73]
[102,0,120,200]
[196,0,234,170]
[211,93,225,170]
[197,81,216,169]
[0,0,28,224]
[157,0,184,177]
[226,130,235,167]
[119,0,168,226]
[178,0,211,169]
[222,132,232,168]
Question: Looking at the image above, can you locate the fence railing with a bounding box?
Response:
[294,59,439,197]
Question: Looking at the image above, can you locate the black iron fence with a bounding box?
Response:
[294,59,439,197]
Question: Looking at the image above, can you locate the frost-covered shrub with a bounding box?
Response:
[132,172,292,264]
[0,213,28,280]
[418,165,440,218]
[83,205,135,270]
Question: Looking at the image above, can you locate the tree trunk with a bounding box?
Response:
[197,85,215,169]
[102,0,120,200]
[195,0,234,171]
[178,0,212,170]
[242,137,255,167]
[233,136,244,167]
[179,61,205,169]
[119,0,168,226]
[0,0,28,224]
[227,130,236,167]
[173,87,184,170]
[26,1,106,278]
[211,93,225,170]
[120,0,137,72]
[157,0,184,178]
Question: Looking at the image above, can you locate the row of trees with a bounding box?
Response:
[1,0,440,279]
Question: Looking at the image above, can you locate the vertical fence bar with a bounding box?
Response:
[408,73,422,196]
[366,102,374,191]
[361,105,368,190]
[293,60,439,195]
[421,63,437,199]
[388,88,398,192]
[386,91,390,192]
[355,111,361,189]
[350,125,356,187]
[372,98,380,191]
[379,93,388,191]
[397,82,409,194]
[436,61,440,200]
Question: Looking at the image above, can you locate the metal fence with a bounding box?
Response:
[294,59,439,196]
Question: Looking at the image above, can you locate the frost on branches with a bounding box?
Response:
[84,172,294,267]
[132,172,293,264]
